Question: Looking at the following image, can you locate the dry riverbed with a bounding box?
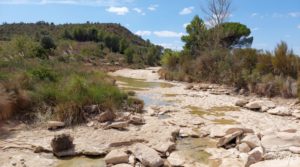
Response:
[1,67,300,167]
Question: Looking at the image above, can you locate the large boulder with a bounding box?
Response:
[50,134,75,157]
[241,134,261,149]
[245,100,275,112]
[104,149,129,165]
[289,146,300,154]
[131,143,163,167]
[267,106,292,116]
[261,132,300,152]
[153,141,176,155]
[209,125,253,138]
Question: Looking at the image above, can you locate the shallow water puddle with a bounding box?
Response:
[114,76,174,89]
[176,137,217,165]
[56,157,105,167]
[187,106,240,125]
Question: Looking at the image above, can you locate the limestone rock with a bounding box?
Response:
[246,147,264,167]
[105,122,128,130]
[112,164,132,167]
[250,158,300,167]
[217,130,243,147]
[261,132,300,152]
[47,121,65,130]
[153,141,176,154]
[97,110,116,123]
[235,99,249,107]
[104,149,129,165]
[51,134,75,157]
[179,128,199,138]
[267,106,292,116]
[289,146,300,154]
[167,151,185,167]
[131,143,163,167]
[129,115,145,125]
[245,101,262,111]
[238,143,251,153]
[241,134,261,149]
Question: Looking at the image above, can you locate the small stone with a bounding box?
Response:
[104,149,129,165]
[235,99,249,107]
[47,121,65,130]
[245,147,264,167]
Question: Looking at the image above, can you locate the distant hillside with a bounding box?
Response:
[0,21,162,66]
[0,22,148,47]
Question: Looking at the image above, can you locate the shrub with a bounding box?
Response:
[29,67,58,82]
[40,36,56,50]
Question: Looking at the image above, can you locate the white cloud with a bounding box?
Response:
[289,12,300,18]
[298,25,300,29]
[153,31,185,38]
[158,43,183,51]
[179,6,194,15]
[0,0,135,6]
[148,4,158,11]
[135,30,151,36]
[106,6,129,15]
[133,8,145,15]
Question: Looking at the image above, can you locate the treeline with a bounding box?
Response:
[0,21,162,66]
[160,16,300,98]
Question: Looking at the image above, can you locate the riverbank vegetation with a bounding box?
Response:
[0,22,154,123]
[160,0,300,98]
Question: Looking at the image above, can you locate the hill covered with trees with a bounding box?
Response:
[0,21,162,67]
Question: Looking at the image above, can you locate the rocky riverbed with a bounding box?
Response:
[1,67,300,167]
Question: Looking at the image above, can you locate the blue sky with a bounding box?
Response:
[0,0,299,54]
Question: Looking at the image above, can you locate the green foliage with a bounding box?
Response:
[29,67,58,82]
[40,36,56,50]
[182,15,208,55]
[160,49,180,70]
[125,47,134,64]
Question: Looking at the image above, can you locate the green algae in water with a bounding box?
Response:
[212,118,239,125]
[164,93,178,97]
[114,76,174,89]
[57,157,105,167]
[176,137,217,164]
[187,106,239,117]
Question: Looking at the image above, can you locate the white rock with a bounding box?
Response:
[167,151,185,167]
[245,101,262,111]
[153,141,176,154]
[238,143,251,153]
[261,132,300,152]
[217,130,243,147]
[250,158,300,167]
[131,143,163,167]
[235,99,249,107]
[267,106,292,116]
[47,121,65,130]
[112,164,132,167]
[241,134,261,149]
[289,146,300,154]
[246,147,264,167]
[104,149,129,165]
